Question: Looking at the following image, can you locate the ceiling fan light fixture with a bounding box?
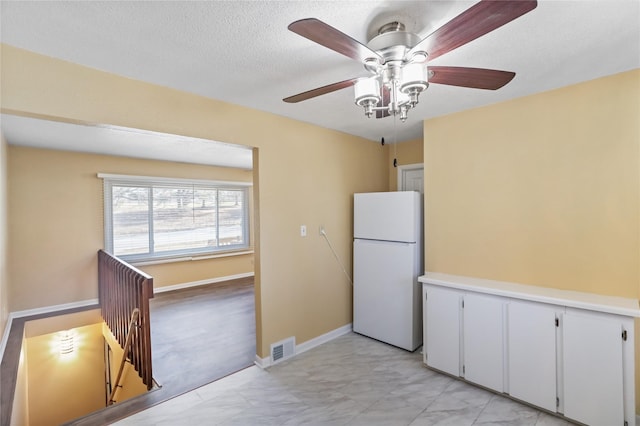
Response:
[400,63,429,94]
[364,57,383,72]
[409,51,428,63]
[286,1,537,122]
[399,63,429,109]
[354,78,381,117]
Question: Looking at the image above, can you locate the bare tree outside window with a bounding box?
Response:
[107,181,248,261]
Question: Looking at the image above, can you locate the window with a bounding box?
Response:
[101,174,250,262]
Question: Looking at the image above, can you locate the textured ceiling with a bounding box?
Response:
[1,1,639,163]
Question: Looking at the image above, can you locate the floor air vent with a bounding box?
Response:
[270,337,295,365]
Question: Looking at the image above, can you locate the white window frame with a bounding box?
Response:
[99,173,251,263]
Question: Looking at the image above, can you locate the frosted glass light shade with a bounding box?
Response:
[354,78,381,106]
[59,330,74,355]
[400,63,428,93]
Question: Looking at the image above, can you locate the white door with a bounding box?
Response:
[424,285,462,376]
[562,310,624,426]
[353,239,417,350]
[463,293,504,392]
[398,164,424,193]
[507,301,558,411]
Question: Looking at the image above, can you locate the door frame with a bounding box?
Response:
[397,163,424,192]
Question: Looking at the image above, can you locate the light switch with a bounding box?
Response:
[300,225,307,237]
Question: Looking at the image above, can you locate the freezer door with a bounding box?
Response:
[353,238,422,351]
[354,191,420,243]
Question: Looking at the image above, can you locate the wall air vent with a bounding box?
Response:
[270,337,295,365]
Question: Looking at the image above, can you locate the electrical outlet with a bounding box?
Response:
[319,225,325,236]
[300,225,307,237]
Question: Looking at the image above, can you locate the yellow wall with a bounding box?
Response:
[385,137,424,190]
[102,323,148,404]
[141,252,253,288]
[0,45,387,358]
[7,146,254,310]
[26,322,105,425]
[424,69,640,413]
[424,70,639,298]
[0,134,8,341]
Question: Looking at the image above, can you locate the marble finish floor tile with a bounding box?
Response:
[115,333,575,426]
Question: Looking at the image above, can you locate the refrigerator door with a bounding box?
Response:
[354,191,420,243]
[353,238,422,351]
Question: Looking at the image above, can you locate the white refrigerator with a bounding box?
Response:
[353,191,423,351]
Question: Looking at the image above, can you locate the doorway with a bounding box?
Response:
[397,163,424,193]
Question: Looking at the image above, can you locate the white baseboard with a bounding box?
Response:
[254,323,353,369]
[296,323,352,355]
[153,272,254,294]
[254,354,270,369]
[0,315,13,366]
[10,298,99,319]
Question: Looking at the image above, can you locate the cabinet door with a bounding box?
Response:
[463,293,504,392]
[562,311,624,426]
[424,285,462,376]
[507,301,557,411]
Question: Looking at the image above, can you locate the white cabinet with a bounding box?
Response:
[420,273,638,426]
[562,309,625,426]
[423,285,461,376]
[463,293,504,392]
[507,301,558,412]
[423,287,504,393]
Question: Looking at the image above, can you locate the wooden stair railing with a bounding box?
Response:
[98,250,154,391]
[108,308,140,405]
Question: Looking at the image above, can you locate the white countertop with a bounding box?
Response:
[419,272,640,318]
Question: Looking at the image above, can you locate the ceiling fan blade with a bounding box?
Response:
[283,78,359,103]
[289,18,383,64]
[408,1,537,61]
[376,85,391,119]
[429,66,515,90]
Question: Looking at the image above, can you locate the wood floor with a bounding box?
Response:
[68,276,256,425]
[148,276,256,395]
[0,277,256,426]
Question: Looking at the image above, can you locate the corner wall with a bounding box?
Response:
[385,137,424,191]
[424,70,639,297]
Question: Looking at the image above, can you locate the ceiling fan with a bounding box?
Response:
[283,0,537,122]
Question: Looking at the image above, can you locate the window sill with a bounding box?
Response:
[131,249,254,267]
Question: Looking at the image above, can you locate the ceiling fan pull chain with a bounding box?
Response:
[393,114,398,168]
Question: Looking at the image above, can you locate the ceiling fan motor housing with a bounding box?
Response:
[365,22,428,98]
[367,22,423,64]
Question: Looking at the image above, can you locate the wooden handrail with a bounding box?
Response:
[108,308,140,405]
[98,250,154,391]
